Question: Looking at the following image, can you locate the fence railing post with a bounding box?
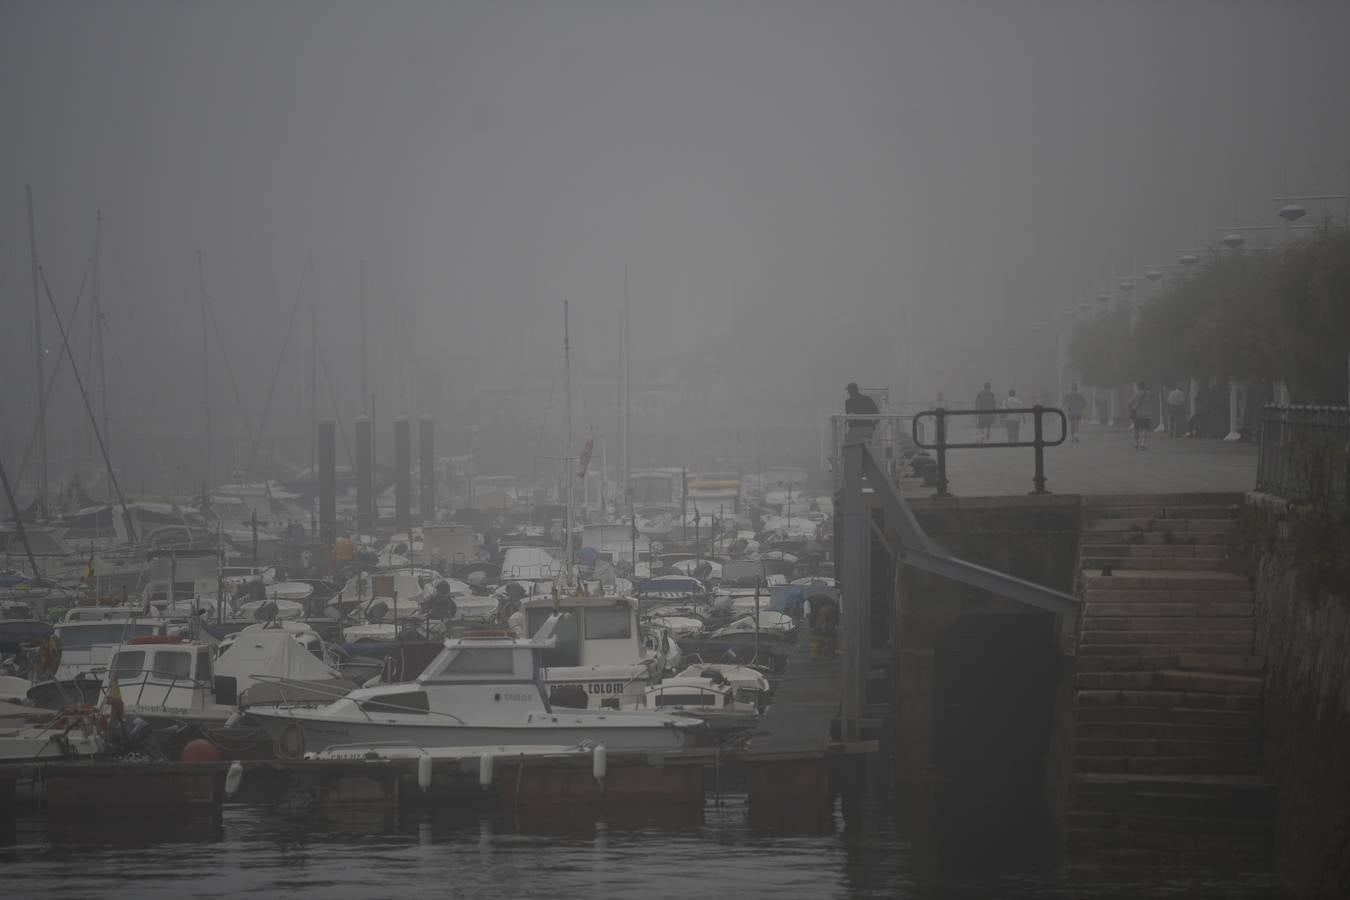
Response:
[1031,405,1048,495]
[934,407,949,498]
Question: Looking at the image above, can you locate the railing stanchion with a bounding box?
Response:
[1031,405,1048,495]
[935,407,949,498]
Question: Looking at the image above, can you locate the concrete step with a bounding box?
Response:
[1082,543,1231,560]
[1076,670,1263,695]
[1076,690,1259,711]
[1084,586,1254,603]
[1074,737,1259,760]
[1079,643,1255,659]
[1083,493,1245,508]
[1082,556,1234,572]
[1083,573,1249,591]
[1084,505,1240,521]
[1081,530,1232,546]
[1075,721,1259,742]
[1081,616,1253,632]
[1075,653,1266,676]
[1072,755,1260,776]
[1083,602,1253,618]
[1076,706,1259,727]
[1080,629,1254,647]
[1083,518,1237,533]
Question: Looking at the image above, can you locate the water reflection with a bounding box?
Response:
[0,793,1291,900]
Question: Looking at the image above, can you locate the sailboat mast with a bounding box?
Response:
[25,185,48,515]
[92,211,109,493]
[198,251,211,492]
[622,264,630,514]
[310,271,318,538]
[359,260,368,417]
[563,300,573,582]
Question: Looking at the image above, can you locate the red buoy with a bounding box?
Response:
[180,738,222,763]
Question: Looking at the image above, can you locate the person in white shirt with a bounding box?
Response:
[1003,389,1024,442]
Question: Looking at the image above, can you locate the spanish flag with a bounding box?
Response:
[107,676,125,727]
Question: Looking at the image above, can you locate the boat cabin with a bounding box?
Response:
[108,635,217,715]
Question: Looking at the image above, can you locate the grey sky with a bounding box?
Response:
[4,1,1349,487]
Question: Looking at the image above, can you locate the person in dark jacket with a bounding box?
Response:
[844,383,879,442]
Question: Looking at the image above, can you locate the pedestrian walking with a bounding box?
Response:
[975,382,997,443]
[808,595,839,659]
[1003,388,1024,442]
[1128,381,1153,450]
[1166,384,1187,438]
[1064,384,1087,443]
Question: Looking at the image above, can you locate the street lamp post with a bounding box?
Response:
[1075,300,1099,425]
[1095,292,1115,425]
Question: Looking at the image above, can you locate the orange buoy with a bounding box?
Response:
[180,738,222,762]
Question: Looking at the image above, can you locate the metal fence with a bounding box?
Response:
[827,414,914,488]
[1255,404,1350,503]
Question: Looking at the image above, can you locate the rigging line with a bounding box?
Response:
[36,264,137,543]
[245,268,306,478]
[318,350,355,467]
[11,239,98,496]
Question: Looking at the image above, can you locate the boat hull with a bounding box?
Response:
[247,707,699,756]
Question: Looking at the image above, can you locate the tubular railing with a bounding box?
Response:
[827,413,915,487]
[910,406,1067,497]
[1255,404,1349,503]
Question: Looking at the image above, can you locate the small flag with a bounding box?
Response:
[83,556,95,581]
[107,676,125,727]
[576,433,594,478]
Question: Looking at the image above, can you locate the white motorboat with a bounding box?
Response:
[521,594,677,710]
[27,609,182,709]
[0,709,103,763]
[247,614,705,757]
[626,672,758,733]
[105,628,351,726]
[673,662,771,707]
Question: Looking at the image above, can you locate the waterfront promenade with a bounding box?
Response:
[925,424,1257,498]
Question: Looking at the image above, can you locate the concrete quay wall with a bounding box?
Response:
[1245,493,1350,896]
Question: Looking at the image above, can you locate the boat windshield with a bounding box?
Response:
[56,623,159,650]
[526,609,579,667]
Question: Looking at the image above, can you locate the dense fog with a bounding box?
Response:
[4,1,1349,494]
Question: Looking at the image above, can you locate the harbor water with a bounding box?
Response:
[0,792,1287,899]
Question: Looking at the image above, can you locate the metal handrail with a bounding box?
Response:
[911,406,1068,496]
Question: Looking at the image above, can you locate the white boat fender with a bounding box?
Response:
[417,753,433,793]
[478,752,493,790]
[592,743,607,785]
[225,760,244,798]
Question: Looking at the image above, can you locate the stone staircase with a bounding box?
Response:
[1066,493,1275,868]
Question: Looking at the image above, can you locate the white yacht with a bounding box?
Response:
[520,594,678,710]
[247,614,704,757]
